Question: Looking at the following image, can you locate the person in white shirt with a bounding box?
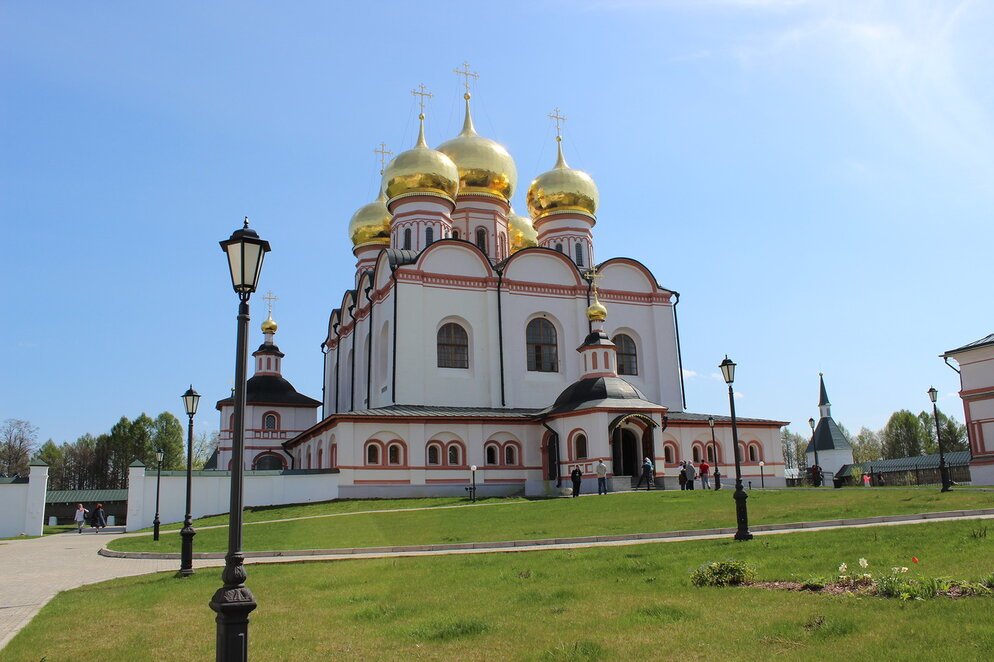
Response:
[596,460,608,495]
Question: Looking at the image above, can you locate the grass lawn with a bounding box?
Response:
[8,518,994,661]
[44,523,79,535]
[146,495,520,533]
[109,488,994,554]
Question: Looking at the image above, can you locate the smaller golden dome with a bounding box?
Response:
[437,94,518,200]
[382,114,459,202]
[508,207,537,253]
[261,315,278,334]
[586,294,607,322]
[526,137,599,221]
[348,189,391,247]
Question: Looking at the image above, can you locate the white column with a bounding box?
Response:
[126,462,147,532]
[24,461,49,537]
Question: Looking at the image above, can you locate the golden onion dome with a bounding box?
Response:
[261,314,278,334]
[437,94,517,200]
[586,293,608,322]
[508,207,537,253]
[382,114,459,202]
[526,137,599,221]
[348,189,391,247]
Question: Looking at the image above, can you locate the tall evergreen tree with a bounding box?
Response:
[881,410,928,458]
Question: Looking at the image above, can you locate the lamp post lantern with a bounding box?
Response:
[928,386,952,492]
[153,448,164,541]
[719,355,752,541]
[180,385,201,576]
[808,417,819,487]
[708,416,720,490]
[210,218,269,662]
[759,461,765,489]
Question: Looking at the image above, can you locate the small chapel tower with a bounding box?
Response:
[805,373,854,480]
[578,285,618,378]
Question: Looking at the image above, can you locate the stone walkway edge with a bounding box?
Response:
[99,507,994,561]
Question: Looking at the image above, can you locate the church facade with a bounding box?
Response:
[218,78,788,495]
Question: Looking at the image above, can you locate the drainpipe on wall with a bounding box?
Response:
[365,285,374,408]
[391,267,399,405]
[333,321,342,414]
[496,268,506,407]
[671,291,686,410]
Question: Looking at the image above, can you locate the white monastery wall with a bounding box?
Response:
[0,464,48,538]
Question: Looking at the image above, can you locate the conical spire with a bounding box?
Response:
[554,136,569,169]
[459,93,477,136]
[415,113,427,148]
[818,372,831,419]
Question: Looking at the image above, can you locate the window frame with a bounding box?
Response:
[613,334,638,376]
[526,318,559,373]
[437,322,470,369]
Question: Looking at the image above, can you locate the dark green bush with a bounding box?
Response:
[691,560,755,587]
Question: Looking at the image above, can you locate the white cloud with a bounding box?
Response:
[734,391,744,399]
[682,368,698,378]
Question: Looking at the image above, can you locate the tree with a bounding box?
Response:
[152,412,185,470]
[781,429,808,473]
[917,408,968,455]
[881,410,928,459]
[34,439,65,487]
[192,430,220,470]
[851,427,882,464]
[0,419,38,477]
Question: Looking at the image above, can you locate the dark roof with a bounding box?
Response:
[819,374,830,407]
[837,451,971,475]
[944,333,994,356]
[253,342,285,358]
[203,448,218,470]
[46,489,128,504]
[216,374,321,409]
[805,417,852,453]
[577,329,614,350]
[543,376,660,415]
[664,411,789,426]
[385,248,419,268]
[335,405,539,418]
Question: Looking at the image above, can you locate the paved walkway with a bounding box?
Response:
[2,508,993,651]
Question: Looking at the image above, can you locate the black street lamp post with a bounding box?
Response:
[808,417,819,487]
[469,464,478,503]
[928,387,952,492]
[719,356,752,541]
[181,385,201,576]
[153,448,164,541]
[210,219,270,662]
[759,461,765,488]
[708,416,721,490]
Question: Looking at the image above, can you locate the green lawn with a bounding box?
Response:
[8,518,994,661]
[146,495,519,533]
[109,488,994,554]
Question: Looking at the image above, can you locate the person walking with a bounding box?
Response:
[73,503,89,534]
[571,465,583,497]
[595,459,608,495]
[700,459,711,489]
[91,503,107,531]
[685,461,697,490]
[678,462,687,490]
[635,456,654,491]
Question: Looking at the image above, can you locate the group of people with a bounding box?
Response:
[73,503,108,533]
[568,457,720,496]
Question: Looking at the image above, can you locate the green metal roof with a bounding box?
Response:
[46,489,128,504]
[837,451,971,476]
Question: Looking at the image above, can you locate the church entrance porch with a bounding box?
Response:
[612,428,641,478]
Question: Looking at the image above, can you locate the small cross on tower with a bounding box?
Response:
[373,142,392,175]
[453,61,479,97]
[549,107,567,139]
[263,290,278,317]
[411,83,433,116]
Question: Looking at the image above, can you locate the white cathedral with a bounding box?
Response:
[214,75,788,496]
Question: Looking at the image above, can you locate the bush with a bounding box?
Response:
[877,574,950,600]
[691,560,755,587]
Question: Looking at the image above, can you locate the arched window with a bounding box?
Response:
[427,444,441,466]
[485,445,498,466]
[388,443,403,465]
[736,444,744,462]
[253,453,284,470]
[317,447,323,468]
[475,228,488,254]
[437,322,469,369]
[693,446,701,463]
[263,413,278,430]
[749,445,759,462]
[504,444,518,466]
[452,229,460,240]
[707,445,717,463]
[526,318,558,372]
[366,444,380,465]
[664,444,675,464]
[574,434,588,459]
[554,243,563,253]
[403,228,412,250]
[425,227,434,246]
[447,444,462,466]
[613,334,638,376]
[575,243,584,266]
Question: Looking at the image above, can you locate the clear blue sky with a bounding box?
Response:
[3,1,991,445]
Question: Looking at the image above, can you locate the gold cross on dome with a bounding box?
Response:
[583,266,603,295]
[411,83,432,115]
[264,290,278,317]
[374,142,392,175]
[453,61,479,96]
[549,107,567,139]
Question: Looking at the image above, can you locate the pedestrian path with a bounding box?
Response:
[2,507,993,651]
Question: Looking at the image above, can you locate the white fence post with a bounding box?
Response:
[24,460,49,537]
[126,461,147,532]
